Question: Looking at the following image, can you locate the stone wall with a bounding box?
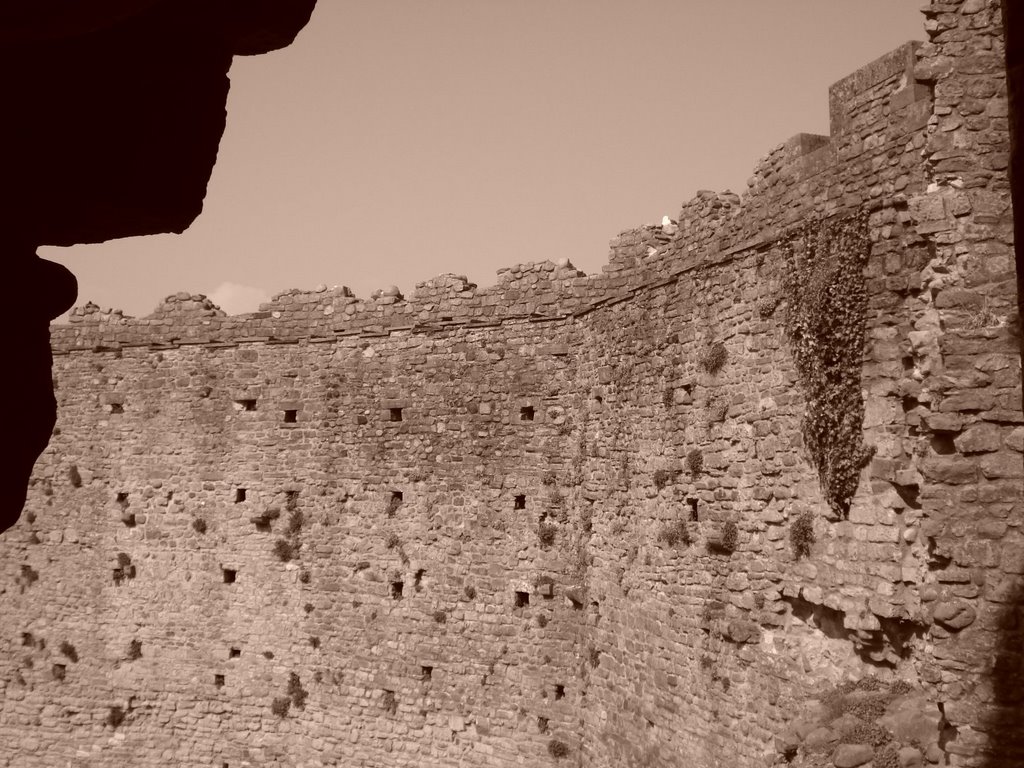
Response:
[2,2,1021,767]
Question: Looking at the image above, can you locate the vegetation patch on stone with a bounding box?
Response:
[790,511,815,559]
[780,213,873,517]
[547,739,570,759]
[699,341,728,374]
[657,520,691,548]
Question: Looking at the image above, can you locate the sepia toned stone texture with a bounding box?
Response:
[0,2,1020,768]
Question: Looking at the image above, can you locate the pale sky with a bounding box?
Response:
[43,1,925,318]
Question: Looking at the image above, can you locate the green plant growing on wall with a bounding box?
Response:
[273,539,297,562]
[720,520,738,554]
[270,697,290,717]
[579,506,593,534]
[781,213,873,517]
[538,522,557,547]
[287,672,308,709]
[686,449,703,480]
[547,739,570,759]
[790,511,815,559]
[20,564,39,587]
[657,520,690,548]
[699,341,728,374]
[126,639,142,661]
[757,295,780,318]
[652,469,674,491]
[59,641,78,662]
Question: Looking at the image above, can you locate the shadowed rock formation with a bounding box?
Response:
[0,0,316,533]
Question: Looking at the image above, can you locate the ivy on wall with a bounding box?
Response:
[781,213,873,517]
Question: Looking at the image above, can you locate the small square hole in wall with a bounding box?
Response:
[116,492,129,507]
[283,409,297,423]
[538,716,549,734]
[214,674,225,688]
[389,407,403,422]
[52,663,66,681]
[223,569,237,584]
[555,684,565,700]
[234,399,257,412]
[235,488,246,503]
[514,494,526,510]
[515,591,530,608]
[520,405,535,422]
[390,581,404,600]
[421,665,433,681]
[687,498,699,522]
[229,648,241,659]
[414,569,425,592]
[110,403,124,414]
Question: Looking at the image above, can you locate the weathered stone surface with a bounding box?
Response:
[898,745,924,767]
[933,600,977,630]
[805,726,838,749]
[832,743,873,768]
[0,5,1019,768]
[879,694,943,745]
[954,423,1003,453]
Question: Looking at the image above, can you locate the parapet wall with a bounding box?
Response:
[2,3,1021,768]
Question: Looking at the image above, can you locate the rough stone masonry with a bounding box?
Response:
[1,2,1021,767]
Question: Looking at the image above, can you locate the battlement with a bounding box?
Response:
[54,40,936,355]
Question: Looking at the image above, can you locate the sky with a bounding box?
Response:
[43,1,925,318]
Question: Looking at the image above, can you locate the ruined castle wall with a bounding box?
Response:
[4,319,597,768]
[2,2,1021,767]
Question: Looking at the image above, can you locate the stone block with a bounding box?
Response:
[833,743,874,768]
[898,746,924,767]
[932,600,976,630]
[920,456,977,484]
[953,423,1000,453]
[980,453,1023,479]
